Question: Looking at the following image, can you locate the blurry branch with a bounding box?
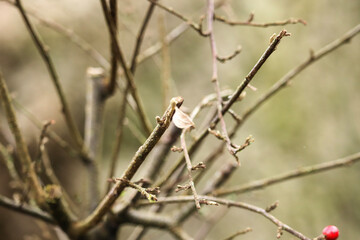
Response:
[207,0,238,163]
[71,97,184,236]
[213,151,360,196]
[107,0,118,96]
[155,30,290,188]
[241,23,360,121]
[174,161,237,225]
[137,195,312,240]
[12,99,92,163]
[130,1,157,74]
[222,227,252,240]
[15,0,84,151]
[0,143,21,183]
[100,0,153,136]
[0,72,45,204]
[148,0,209,36]
[0,72,75,231]
[0,194,55,224]
[137,22,188,63]
[216,46,242,63]
[4,0,110,69]
[84,68,108,210]
[194,208,229,240]
[107,0,157,192]
[214,13,307,27]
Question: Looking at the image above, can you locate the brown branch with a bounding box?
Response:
[207,0,237,162]
[12,98,92,163]
[0,72,75,231]
[4,0,110,69]
[155,30,290,188]
[216,46,242,63]
[71,97,184,236]
[180,132,201,209]
[0,72,45,205]
[137,195,312,240]
[214,14,307,27]
[106,0,158,193]
[0,143,21,184]
[84,68,107,209]
[137,22,189,64]
[15,0,84,150]
[100,0,153,136]
[106,0,118,96]
[213,151,360,196]
[241,23,360,122]
[0,194,55,224]
[222,227,252,240]
[148,0,209,36]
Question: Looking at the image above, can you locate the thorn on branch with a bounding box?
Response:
[266,200,279,213]
[115,178,158,202]
[175,184,191,192]
[217,45,242,63]
[171,146,183,152]
[191,162,206,171]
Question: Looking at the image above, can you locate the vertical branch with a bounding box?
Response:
[207,0,235,161]
[106,0,158,191]
[180,132,200,209]
[71,97,184,236]
[0,72,75,231]
[84,67,107,210]
[107,0,118,96]
[100,0,153,136]
[0,72,44,204]
[15,0,84,150]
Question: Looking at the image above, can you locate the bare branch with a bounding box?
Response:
[15,0,84,150]
[0,194,55,224]
[214,14,307,27]
[71,97,184,236]
[213,151,360,196]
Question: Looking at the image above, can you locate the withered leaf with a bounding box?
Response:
[173,106,195,129]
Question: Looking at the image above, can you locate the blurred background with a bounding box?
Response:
[0,0,360,239]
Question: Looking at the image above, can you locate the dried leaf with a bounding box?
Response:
[173,107,195,129]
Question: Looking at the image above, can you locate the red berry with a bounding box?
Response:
[322,225,339,240]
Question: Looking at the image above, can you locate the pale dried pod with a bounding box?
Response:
[173,107,195,129]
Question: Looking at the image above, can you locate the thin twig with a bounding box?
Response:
[137,195,311,240]
[207,0,237,162]
[100,0,153,136]
[180,132,201,209]
[0,72,44,204]
[241,23,360,122]
[148,0,209,36]
[106,0,158,193]
[214,14,307,27]
[0,194,55,224]
[15,0,84,150]
[0,143,21,184]
[222,227,252,240]
[12,99,92,163]
[155,30,290,188]
[0,72,75,231]
[213,151,360,196]
[71,97,184,236]
[107,0,119,96]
